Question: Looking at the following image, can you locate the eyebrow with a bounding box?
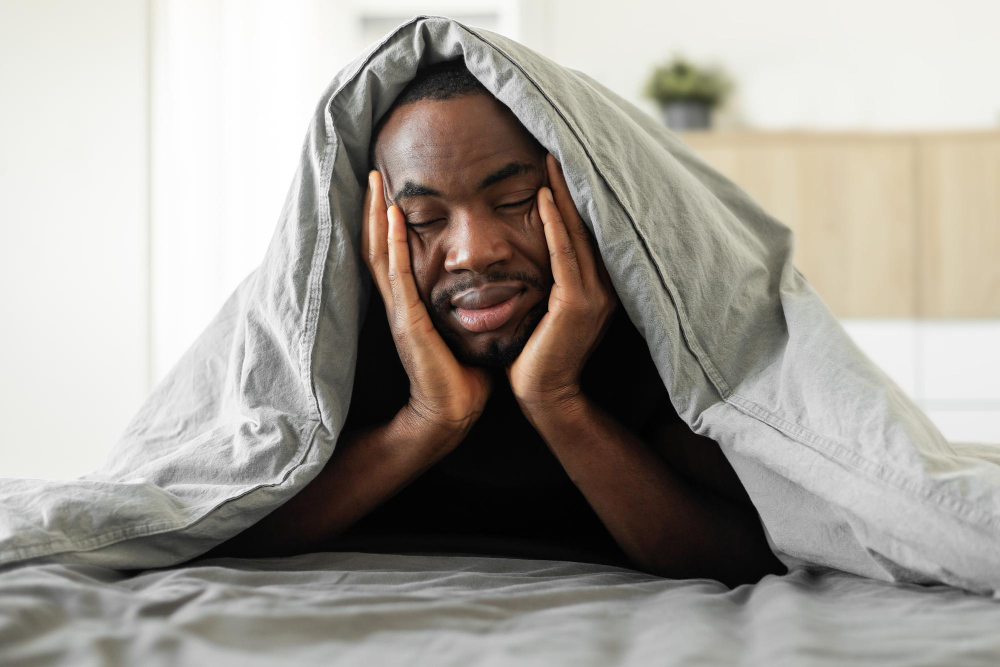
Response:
[391,160,540,206]
[478,160,539,189]
[393,182,442,204]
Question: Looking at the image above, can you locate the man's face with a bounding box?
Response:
[374,93,553,368]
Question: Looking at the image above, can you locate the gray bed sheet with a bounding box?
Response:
[2,551,998,666]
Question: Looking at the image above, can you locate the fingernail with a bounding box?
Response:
[368,171,375,189]
[543,187,554,203]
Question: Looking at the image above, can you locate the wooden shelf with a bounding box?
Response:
[680,131,1000,318]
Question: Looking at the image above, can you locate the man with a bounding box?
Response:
[205,61,785,587]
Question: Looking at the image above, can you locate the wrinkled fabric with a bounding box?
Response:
[1,15,999,595]
[2,551,999,666]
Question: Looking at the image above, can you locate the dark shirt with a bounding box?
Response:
[332,287,682,567]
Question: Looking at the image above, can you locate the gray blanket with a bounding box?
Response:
[1,15,999,596]
[2,552,998,666]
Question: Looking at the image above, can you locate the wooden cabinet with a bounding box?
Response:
[681,132,1000,318]
[918,135,1000,318]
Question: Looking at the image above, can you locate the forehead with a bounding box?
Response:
[375,94,543,192]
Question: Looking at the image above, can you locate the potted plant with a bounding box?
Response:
[643,55,732,131]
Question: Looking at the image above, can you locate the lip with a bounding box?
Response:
[450,283,524,310]
[453,290,524,333]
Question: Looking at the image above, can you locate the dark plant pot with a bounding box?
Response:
[660,100,711,131]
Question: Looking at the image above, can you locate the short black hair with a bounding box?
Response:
[369,59,490,170]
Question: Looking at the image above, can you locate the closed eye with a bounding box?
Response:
[406,218,444,228]
[407,194,536,228]
[497,195,536,210]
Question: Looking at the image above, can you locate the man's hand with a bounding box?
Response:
[362,170,493,441]
[505,153,618,414]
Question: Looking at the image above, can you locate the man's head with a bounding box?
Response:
[370,60,552,368]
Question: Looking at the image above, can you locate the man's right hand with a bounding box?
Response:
[361,169,493,443]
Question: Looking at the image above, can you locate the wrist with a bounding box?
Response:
[395,401,471,451]
[516,387,588,429]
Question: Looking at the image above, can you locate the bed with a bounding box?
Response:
[3,550,999,666]
[4,16,1000,667]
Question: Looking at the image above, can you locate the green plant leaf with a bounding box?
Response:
[643,55,732,107]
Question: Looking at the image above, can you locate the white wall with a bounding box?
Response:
[0,0,150,479]
[3,0,998,482]
[532,0,1000,130]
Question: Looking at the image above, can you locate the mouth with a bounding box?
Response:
[452,289,525,333]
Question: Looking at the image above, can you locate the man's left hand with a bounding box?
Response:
[505,153,618,415]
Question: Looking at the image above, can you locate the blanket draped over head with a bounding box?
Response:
[2,16,999,595]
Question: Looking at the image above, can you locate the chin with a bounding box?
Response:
[443,297,547,369]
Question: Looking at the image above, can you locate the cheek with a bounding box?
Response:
[407,236,440,303]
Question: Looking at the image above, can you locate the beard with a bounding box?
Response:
[429,286,549,369]
[428,268,551,369]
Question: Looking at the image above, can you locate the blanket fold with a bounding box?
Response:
[2,15,998,596]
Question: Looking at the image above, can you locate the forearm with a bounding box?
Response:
[202,405,463,559]
[523,395,783,586]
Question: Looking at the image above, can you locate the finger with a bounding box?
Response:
[361,179,372,263]
[538,186,583,289]
[366,170,394,312]
[385,204,425,320]
[545,153,597,279]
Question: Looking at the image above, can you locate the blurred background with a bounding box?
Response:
[2,0,998,479]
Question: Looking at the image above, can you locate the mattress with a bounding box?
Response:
[2,550,998,666]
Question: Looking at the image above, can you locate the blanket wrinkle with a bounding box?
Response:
[0,15,998,596]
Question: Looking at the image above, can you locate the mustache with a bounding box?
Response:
[431,270,547,312]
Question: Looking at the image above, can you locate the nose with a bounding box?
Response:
[442,210,513,275]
